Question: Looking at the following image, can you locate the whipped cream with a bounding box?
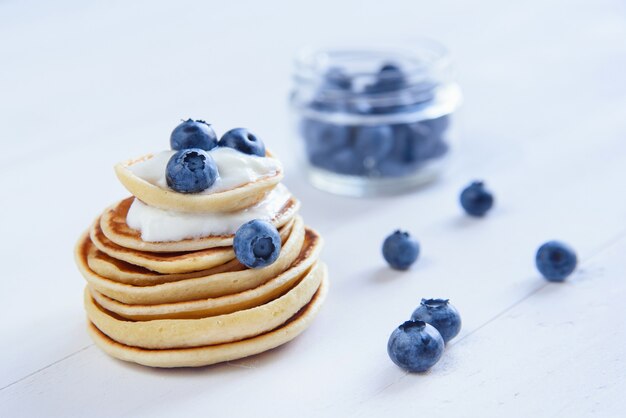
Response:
[126,184,292,242]
[128,147,282,194]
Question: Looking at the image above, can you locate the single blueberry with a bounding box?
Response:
[324,67,352,90]
[460,181,494,217]
[234,219,281,269]
[219,128,266,156]
[387,320,444,373]
[301,119,352,159]
[170,119,218,151]
[535,241,577,282]
[382,230,420,270]
[310,147,365,176]
[365,63,406,94]
[411,299,461,344]
[166,149,218,193]
[353,125,394,167]
[421,115,451,137]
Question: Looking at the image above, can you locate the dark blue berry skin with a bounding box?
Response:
[387,320,444,373]
[353,125,394,163]
[411,299,461,344]
[233,220,281,268]
[218,128,266,157]
[324,67,352,90]
[535,241,577,282]
[382,230,420,270]
[170,119,218,151]
[302,119,351,158]
[310,148,365,176]
[460,181,494,217]
[165,149,218,193]
[366,63,406,94]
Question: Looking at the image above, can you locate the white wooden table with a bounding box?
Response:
[1,1,625,416]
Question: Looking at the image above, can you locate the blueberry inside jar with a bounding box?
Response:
[291,42,461,196]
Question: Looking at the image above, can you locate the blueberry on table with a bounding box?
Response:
[382,230,420,270]
[219,128,266,157]
[170,119,218,151]
[388,320,444,373]
[234,220,281,268]
[460,181,494,217]
[411,299,461,344]
[166,149,219,193]
[535,241,577,282]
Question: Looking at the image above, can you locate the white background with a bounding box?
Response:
[1,1,625,417]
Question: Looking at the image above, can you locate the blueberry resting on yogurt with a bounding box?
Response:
[388,320,444,373]
[219,128,266,157]
[170,119,218,151]
[234,219,281,268]
[411,299,461,344]
[535,241,577,282]
[382,230,420,270]
[166,149,218,193]
[460,181,494,217]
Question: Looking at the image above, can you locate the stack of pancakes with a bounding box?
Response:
[74,152,328,368]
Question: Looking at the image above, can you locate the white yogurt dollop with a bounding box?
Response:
[126,184,292,242]
[128,147,282,194]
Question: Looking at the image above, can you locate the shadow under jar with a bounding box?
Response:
[290,42,461,196]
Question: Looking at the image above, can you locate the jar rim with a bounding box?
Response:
[293,40,453,91]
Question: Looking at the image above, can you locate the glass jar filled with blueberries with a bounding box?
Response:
[290,42,461,196]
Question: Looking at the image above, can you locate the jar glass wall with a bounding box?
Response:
[290,42,461,196]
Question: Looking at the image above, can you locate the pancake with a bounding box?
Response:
[89,220,235,274]
[84,262,325,349]
[86,274,328,368]
[88,218,294,286]
[88,235,322,320]
[77,218,309,304]
[114,151,284,213]
[100,193,300,253]
[87,246,245,286]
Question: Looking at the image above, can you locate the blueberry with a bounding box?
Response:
[166,149,219,193]
[301,119,351,158]
[324,67,352,90]
[233,220,281,268]
[310,148,365,176]
[219,128,266,156]
[535,241,577,282]
[170,119,218,151]
[387,320,444,373]
[353,125,394,167]
[382,230,420,270]
[365,63,406,94]
[421,115,451,137]
[460,181,494,217]
[411,299,461,344]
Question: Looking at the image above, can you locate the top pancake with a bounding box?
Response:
[114,151,284,213]
[100,193,300,253]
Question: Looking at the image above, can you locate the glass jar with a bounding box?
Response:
[290,42,461,196]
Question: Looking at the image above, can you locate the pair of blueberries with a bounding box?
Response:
[388,299,462,373]
[301,63,450,177]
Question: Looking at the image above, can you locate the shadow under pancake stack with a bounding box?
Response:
[74,140,328,368]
